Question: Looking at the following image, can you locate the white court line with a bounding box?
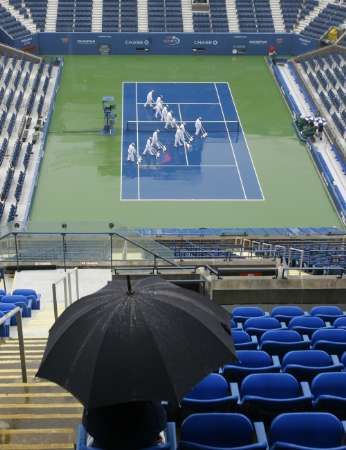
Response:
[140,164,237,168]
[131,120,238,123]
[137,102,220,105]
[120,82,124,201]
[177,103,189,167]
[135,82,140,200]
[214,82,247,200]
[225,83,265,201]
[121,198,264,202]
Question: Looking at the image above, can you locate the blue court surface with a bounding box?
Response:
[121,82,264,201]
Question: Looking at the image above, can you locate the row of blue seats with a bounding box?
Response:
[302,3,346,39]
[77,411,346,450]
[233,328,346,357]
[1,168,14,202]
[223,349,345,382]
[180,370,346,421]
[231,305,346,324]
[0,289,41,335]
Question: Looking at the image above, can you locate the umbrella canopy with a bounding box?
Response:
[36,276,235,408]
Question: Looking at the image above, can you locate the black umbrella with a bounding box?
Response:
[36,276,235,408]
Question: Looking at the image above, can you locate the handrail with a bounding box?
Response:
[52,268,80,320]
[0,307,27,382]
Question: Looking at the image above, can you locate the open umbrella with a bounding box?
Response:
[36,276,235,408]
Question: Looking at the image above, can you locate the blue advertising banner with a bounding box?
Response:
[35,32,319,56]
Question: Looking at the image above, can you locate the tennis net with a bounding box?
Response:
[126,120,240,133]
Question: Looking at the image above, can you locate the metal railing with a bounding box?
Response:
[0,307,27,382]
[52,268,80,320]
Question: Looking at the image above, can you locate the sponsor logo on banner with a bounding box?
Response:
[249,40,268,45]
[234,35,247,39]
[276,38,284,44]
[163,35,181,46]
[98,35,112,39]
[193,40,218,46]
[124,39,150,46]
[298,37,312,45]
[77,39,96,45]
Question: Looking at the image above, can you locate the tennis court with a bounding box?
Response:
[121,82,264,201]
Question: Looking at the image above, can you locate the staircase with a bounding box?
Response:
[137,0,148,32]
[0,338,82,450]
[45,0,58,32]
[225,0,239,32]
[269,0,285,32]
[92,0,103,32]
[294,0,327,33]
[0,1,37,33]
[181,0,194,32]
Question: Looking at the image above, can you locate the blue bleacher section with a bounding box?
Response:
[236,0,274,33]
[0,4,31,39]
[302,3,346,40]
[56,0,93,32]
[0,288,41,337]
[102,0,138,32]
[279,0,302,32]
[298,49,346,140]
[148,0,183,32]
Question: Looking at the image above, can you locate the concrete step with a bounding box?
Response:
[0,428,74,445]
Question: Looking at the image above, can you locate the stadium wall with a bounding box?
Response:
[9,32,319,56]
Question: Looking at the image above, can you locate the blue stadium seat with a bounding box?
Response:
[271,306,305,325]
[180,373,237,417]
[230,318,237,329]
[288,316,326,337]
[0,310,10,337]
[238,373,312,421]
[341,352,346,368]
[260,330,310,357]
[0,302,20,325]
[311,372,346,419]
[12,289,41,310]
[311,329,346,356]
[310,306,344,324]
[179,413,267,450]
[244,317,282,338]
[1,295,32,317]
[269,412,346,450]
[282,350,343,381]
[76,423,176,450]
[232,330,258,350]
[232,307,266,324]
[334,317,346,330]
[222,350,280,383]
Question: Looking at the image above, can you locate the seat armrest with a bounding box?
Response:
[331,354,340,365]
[254,421,268,447]
[230,382,240,401]
[301,381,312,397]
[302,334,310,342]
[166,422,177,450]
[251,335,258,344]
[272,355,281,368]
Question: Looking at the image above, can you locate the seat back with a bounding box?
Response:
[282,350,332,367]
[311,372,346,398]
[272,306,304,318]
[232,330,252,344]
[236,350,272,368]
[241,373,300,399]
[269,412,344,448]
[334,317,346,328]
[185,374,229,400]
[180,413,255,448]
[244,317,281,330]
[232,306,265,319]
[261,330,302,343]
[12,288,37,299]
[312,328,346,344]
[311,305,343,317]
[288,316,325,329]
[1,294,29,305]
